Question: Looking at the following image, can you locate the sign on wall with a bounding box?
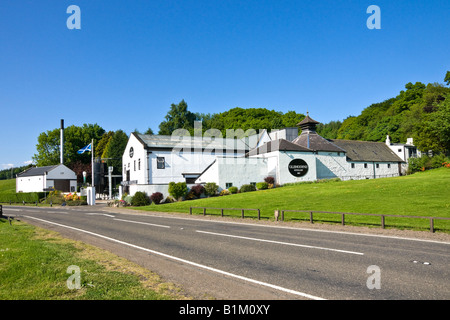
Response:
[288,159,309,177]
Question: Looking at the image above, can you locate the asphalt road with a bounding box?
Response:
[3,204,449,300]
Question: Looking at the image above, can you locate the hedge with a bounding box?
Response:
[0,192,44,204]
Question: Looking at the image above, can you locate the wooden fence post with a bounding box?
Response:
[430,218,434,233]
[310,211,313,224]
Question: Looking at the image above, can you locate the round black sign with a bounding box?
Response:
[129,147,134,158]
[288,159,309,177]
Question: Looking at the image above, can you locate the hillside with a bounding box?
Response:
[0,179,15,193]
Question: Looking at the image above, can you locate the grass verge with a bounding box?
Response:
[0,218,190,300]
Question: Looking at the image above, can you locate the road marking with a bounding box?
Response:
[22,215,325,300]
[196,230,364,255]
[121,212,450,245]
[113,218,170,229]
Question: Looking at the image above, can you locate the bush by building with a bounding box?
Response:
[204,182,219,197]
[240,184,256,193]
[256,182,268,190]
[131,191,151,206]
[228,186,238,194]
[150,192,164,204]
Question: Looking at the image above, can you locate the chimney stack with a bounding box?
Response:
[60,119,64,164]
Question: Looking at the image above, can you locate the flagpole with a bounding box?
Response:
[91,139,94,189]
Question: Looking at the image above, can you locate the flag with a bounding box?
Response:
[77,143,92,154]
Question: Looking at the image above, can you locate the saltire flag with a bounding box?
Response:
[77,143,92,154]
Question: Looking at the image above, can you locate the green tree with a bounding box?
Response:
[158,100,198,135]
[102,130,129,174]
[445,71,450,86]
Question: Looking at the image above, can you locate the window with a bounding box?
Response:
[134,160,136,171]
[387,164,391,168]
[138,159,141,170]
[364,163,368,168]
[226,182,233,189]
[376,163,379,169]
[157,157,165,169]
[250,182,256,187]
[398,149,402,153]
[351,163,355,169]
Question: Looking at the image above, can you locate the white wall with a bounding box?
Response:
[122,134,149,185]
[16,175,44,193]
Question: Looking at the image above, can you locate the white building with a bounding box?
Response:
[16,164,77,193]
[122,115,405,198]
[385,135,420,174]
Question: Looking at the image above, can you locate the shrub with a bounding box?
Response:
[240,184,256,193]
[185,190,197,200]
[190,184,205,197]
[228,186,238,194]
[264,176,275,184]
[204,182,219,197]
[123,195,133,205]
[256,182,268,190]
[220,189,230,196]
[150,192,164,204]
[131,191,151,206]
[168,182,188,201]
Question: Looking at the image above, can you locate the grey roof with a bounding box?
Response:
[134,133,252,151]
[292,132,346,153]
[17,165,58,177]
[329,139,405,162]
[246,139,312,156]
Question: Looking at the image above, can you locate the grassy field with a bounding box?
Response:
[135,168,450,232]
[0,179,15,193]
[0,218,190,300]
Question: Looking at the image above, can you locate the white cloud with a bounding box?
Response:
[23,160,33,165]
[1,164,14,169]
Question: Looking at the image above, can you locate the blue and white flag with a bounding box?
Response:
[77,143,92,154]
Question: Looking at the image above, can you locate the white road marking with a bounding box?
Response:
[22,215,325,300]
[113,218,170,229]
[196,230,364,255]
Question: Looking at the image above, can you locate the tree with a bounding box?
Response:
[32,123,105,167]
[445,71,450,86]
[102,130,129,174]
[158,100,198,135]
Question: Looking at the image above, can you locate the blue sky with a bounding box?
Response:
[1,0,449,168]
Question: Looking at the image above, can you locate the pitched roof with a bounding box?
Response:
[17,165,58,177]
[134,133,251,151]
[292,132,346,153]
[329,139,405,162]
[246,139,312,156]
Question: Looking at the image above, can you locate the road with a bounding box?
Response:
[3,204,449,300]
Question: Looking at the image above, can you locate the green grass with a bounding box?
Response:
[0,179,15,193]
[135,168,450,232]
[0,218,190,300]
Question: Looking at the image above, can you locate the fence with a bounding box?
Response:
[277,209,450,233]
[190,206,261,220]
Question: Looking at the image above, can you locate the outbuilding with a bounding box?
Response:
[16,164,77,193]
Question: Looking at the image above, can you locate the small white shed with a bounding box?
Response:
[16,164,77,193]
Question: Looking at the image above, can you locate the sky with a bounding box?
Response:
[1,0,449,168]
